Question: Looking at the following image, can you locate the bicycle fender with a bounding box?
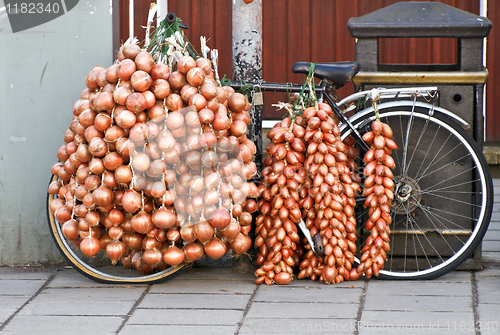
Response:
[341,101,470,131]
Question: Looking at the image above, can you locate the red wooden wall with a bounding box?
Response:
[485,1,499,141]
[118,0,500,141]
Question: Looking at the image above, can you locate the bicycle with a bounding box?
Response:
[46,14,493,283]
[240,60,493,280]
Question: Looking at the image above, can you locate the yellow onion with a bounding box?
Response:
[106,241,127,262]
[80,236,101,257]
[151,63,170,80]
[122,189,142,213]
[204,237,226,260]
[117,59,136,81]
[163,246,185,265]
[228,92,248,112]
[193,221,215,243]
[183,242,204,262]
[230,233,252,254]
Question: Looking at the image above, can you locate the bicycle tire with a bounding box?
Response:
[340,102,493,280]
[47,174,192,284]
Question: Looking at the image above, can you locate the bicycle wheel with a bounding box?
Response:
[47,174,191,284]
[340,102,493,280]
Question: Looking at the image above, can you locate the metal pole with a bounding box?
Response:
[129,0,134,39]
[156,0,168,25]
[232,0,263,179]
[232,0,263,271]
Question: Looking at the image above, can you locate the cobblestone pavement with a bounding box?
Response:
[1,181,499,335]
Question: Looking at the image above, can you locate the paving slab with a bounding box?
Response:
[483,252,500,262]
[283,278,365,289]
[246,301,359,319]
[483,240,500,252]
[490,213,500,221]
[0,279,47,296]
[119,324,238,335]
[475,276,500,304]
[365,280,472,297]
[363,294,472,312]
[126,308,244,326]
[475,267,500,277]
[239,317,355,335]
[360,311,474,330]
[0,296,30,324]
[425,270,472,282]
[17,287,146,316]
[47,268,144,288]
[476,304,500,334]
[358,323,475,335]
[176,267,256,281]
[149,278,256,294]
[1,315,123,334]
[254,285,363,303]
[484,230,500,239]
[0,267,54,280]
[139,292,251,309]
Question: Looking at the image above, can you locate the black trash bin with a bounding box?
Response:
[348,1,492,270]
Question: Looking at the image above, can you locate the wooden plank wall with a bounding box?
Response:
[118,0,500,140]
[485,1,499,141]
[262,0,479,118]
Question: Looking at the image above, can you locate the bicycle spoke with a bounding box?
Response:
[414,121,441,180]
[416,147,469,184]
[402,112,432,177]
[343,106,492,280]
[417,203,465,254]
[401,101,414,178]
[420,165,476,193]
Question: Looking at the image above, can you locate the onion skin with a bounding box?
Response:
[122,44,141,60]
[118,59,136,81]
[184,242,204,262]
[151,63,170,80]
[130,70,152,92]
[230,233,252,255]
[151,79,171,99]
[62,219,79,240]
[209,207,231,230]
[80,237,101,257]
[92,185,114,207]
[168,71,187,91]
[204,238,227,260]
[152,208,177,229]
[186,67,205,87]
[165,93,184,111]
[122,189,142,213]
[228,92,248,113]
[193,221,215,243]
[131,211,154,234]
[177,55,196,74]
[134,51,154,72]
[163,246,185,265]
[274,272,292,285]
[126,92,148,113]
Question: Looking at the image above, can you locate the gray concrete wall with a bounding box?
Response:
[0,1,113,265]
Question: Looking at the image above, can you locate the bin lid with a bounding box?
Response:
[348,1,492,38]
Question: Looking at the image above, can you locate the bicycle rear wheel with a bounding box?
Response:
[341,102,493,280]
[47,174,191,284]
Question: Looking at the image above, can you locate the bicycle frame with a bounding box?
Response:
[230,81,445,153]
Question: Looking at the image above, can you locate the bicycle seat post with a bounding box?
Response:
[317,81,328,103]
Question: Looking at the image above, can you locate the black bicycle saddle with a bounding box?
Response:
[292,61,360,89]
